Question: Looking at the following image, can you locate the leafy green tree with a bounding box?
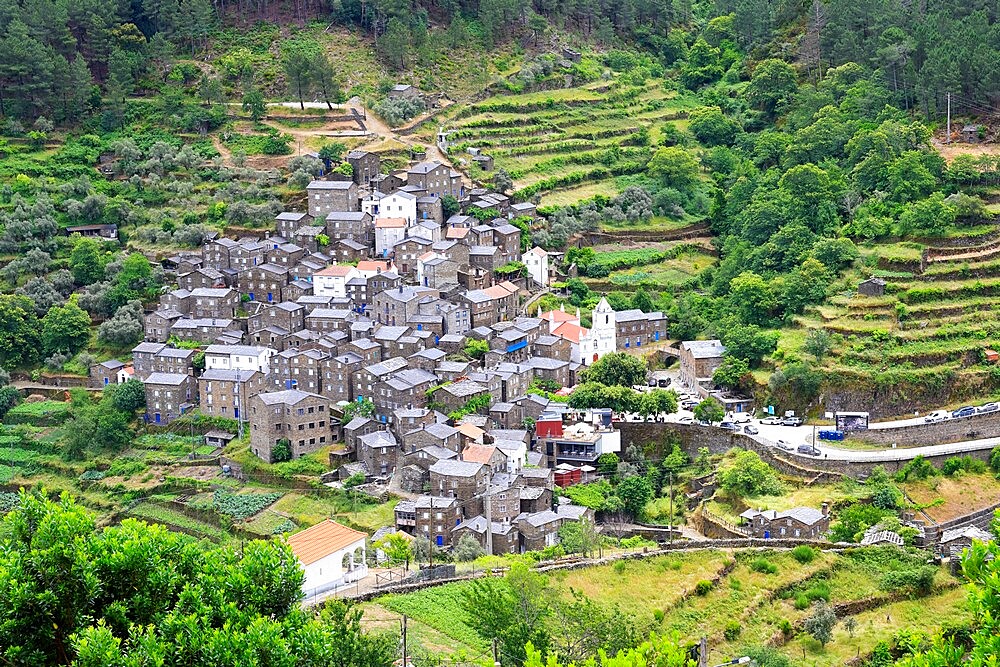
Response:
[0,385,20,420]
[745,59,799,118]
[648,146,701,191]
[630,289,654,313]
[105,378,145,413]
[689,106,740,146]
[582,352,647,387]
[615,475,653,518]
[712,355,749,389]
[374,532,412,564]
[693,397,725,424]
[463,564,552,667]
[0,294,41,368]
[310,52,342,110]
[804,329,833,360]
[318,142,347,163]
[596,452,620,475]
[720,323,779,366]
[524,632,695,667]
[803,601,837,648]
[282,40,318,110]
[378,18,410,70]
[69,237,105,286]
[829,502,889,542]
[453,532,485,561]
[493,168,513,194]
[271,438,292,463]
[442,195,461,219]
[464,338,490,360]
[342,397,376,423]
[242,86,267,121]
[719,450,783,497]
[41,300,91,356]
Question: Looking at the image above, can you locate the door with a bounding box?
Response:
[234,408,239,419]
[249,292,255,301]
[154,413,161,424]
[436,535,443,547]
[267,292,273,302]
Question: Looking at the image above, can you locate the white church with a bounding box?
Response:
[540,297,617,366]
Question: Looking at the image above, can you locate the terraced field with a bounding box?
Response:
[780,223,1000,415]
[427,79,702,206]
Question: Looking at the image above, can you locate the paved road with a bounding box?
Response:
[629,377,998,464]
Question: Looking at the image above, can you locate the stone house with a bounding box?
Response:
[416,196,443,224]
[291,226,326,253]
[238,264,290,303]
[320,351,363,403]
[306,180,359,217]
[858,277,887,297]
[533,334,571,362]
[679,340,726,390]
[203,238,239,270]
[402,422,462,454]
[249,389,331,462]
[198,369,265,421]
[393,407,437,434]
[347,270,402,313]
[468,245,503,272]
[435,380,490,414]
[229,240,268,272]
[388,84,421,100]
[275,212,313,238]
[452,517,519,555]
[347,150,380,186]
[144,308,184,342]
[739,507,830,540]
[325,211,373,244]
[89,360,126,388]
[270,348,327,393]
[178,268,227,291]
[346,338,382,364]
[266,242,307,268]
[399,495,463,548]
[248,302,305,337]
[333,239,370,264]
[615,309,667,350]
[491,223,522,264]
[358,429,399,478]
[374,367,437,414]
[373,286,429,327]
[344,416,380,454]
[355,357,409,401]
[143,372,195,424]
[515,510,563,552]
[429,460,488,514]
[407,161,462,198]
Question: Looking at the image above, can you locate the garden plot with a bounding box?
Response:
[442,79,701,204]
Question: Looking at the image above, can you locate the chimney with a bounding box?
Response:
[821,502,829,517]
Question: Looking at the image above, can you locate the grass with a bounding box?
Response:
[597,251,717,289]
[707,482,863,525]
[901,472,1000,523]
[128,502,233,543]
[378,583,489,652]
[773,584,969,666]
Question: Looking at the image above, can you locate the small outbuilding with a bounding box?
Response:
[288,520,368,598]
[961,124,982,143]
[858,277,886,297]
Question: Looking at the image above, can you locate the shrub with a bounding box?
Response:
[895,455,939,482]
[724,620,742,640]
[793,593,810,610]
[791,545,816,564]
[653,609,665,624]
[613,560,627,574]
[778,619,793,637]
[343,472,366,488]
[880,566,936,596]
[695,580,714,595]
[941,455,987,476]
[751,557,778,574]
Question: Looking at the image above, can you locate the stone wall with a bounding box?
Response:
[852,411,1000,447]
[618,422,995,479]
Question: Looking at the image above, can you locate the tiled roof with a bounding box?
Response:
[287,520,367,565]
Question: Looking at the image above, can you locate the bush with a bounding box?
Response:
[695,580,714,595]
[343,472,366,488]
[791,545,816,564]
[895,455,939,482]
[793,593,810,610]
[880,566,936,596]
[724,620,741,640]
[941,455,987,476]
[751,557,778,574]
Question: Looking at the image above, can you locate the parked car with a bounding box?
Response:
[781,417,803,427]
[657,378,670,387]
[719,422,737,431]
[952,406,976,419]
[696,420,710,427]
[682,400,698,410]
[730,413,752,424]
[797,444,821,456]
[978,402,999,414]
[679,416,693,423]
[924,410,949,423]
[761,417,782,425]
[648,378,657,387]
[744,425,759,435]
[775,440,793,451]
[818,430,845,441]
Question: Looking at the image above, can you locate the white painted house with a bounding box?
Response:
[312,264,360,298]
[379,191,417,224]
[590,297,617,363]
[204,344,277,375]
[375,217,407,256]
[523,246,549,287]
[287,519,368,598]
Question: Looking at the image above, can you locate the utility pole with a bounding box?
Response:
[401,615,408,667]
[428,496,433,570]
[492,637,500,667]
[485,471,493,556]
[947,92,952,144]
[668,471,674,544]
